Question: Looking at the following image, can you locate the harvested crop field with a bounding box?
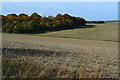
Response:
[2,33,118,78]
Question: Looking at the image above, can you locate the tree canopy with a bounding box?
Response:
[2,13,86,33]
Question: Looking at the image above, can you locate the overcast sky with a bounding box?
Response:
[2,2,118,21]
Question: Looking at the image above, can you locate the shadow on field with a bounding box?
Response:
[2,48,72,57]
[76,24,96,29]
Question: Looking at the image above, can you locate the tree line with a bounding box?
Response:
[87,21,104,24]
[2,13,86,33]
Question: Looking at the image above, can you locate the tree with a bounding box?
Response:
[13,23,25,33]
[6,14,18,22]
[18,13,28,17]
[77,17,86,25]
[62,14,72,19]
[4,22,14,33]
[18,13,30,22]
[56,13,63,20]
[30,13,41,18]
[7,14,17,17]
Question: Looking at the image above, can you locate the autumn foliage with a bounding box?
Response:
[2,13,86,33]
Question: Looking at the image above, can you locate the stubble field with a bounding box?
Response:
[2,30,118,78]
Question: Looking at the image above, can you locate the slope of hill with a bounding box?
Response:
[38,22,118,42]
[2,33,118,78]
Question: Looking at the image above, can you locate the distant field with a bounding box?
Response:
[38,22,118,42]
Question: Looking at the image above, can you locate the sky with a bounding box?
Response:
[2,0,120,2]
[2,2,118,21]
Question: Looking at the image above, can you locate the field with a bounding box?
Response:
[2,25,118,79]
[38,22,118,42]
